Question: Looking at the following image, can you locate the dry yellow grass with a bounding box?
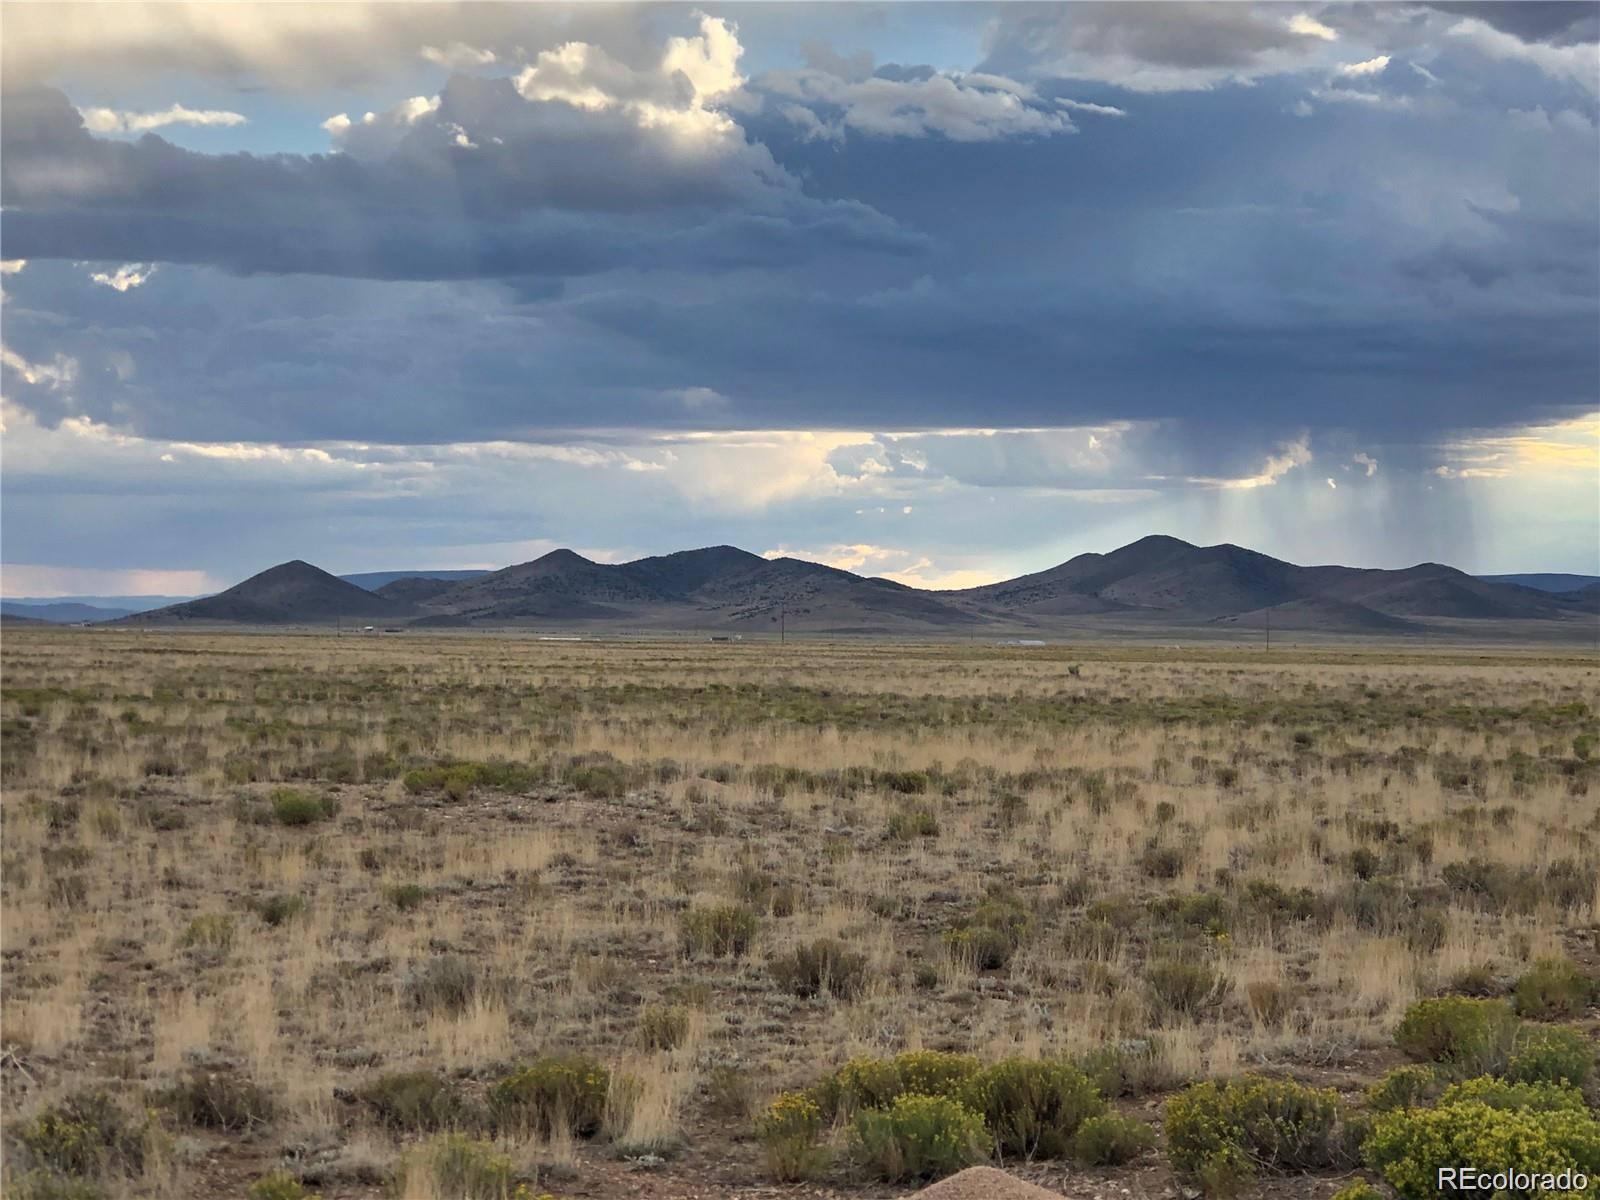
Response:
[1,629,1595,1197]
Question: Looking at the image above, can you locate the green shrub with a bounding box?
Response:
[959,1058,1105,1160]
[569,761,634,798]
[770,938,869,1000]
[14,1091,148,1177]
[1147,958,1230,1018]
[487,1056,609,1137]
[269,789,336,826]
[252,894,307,927]
[1072,1112,1154,1166]
[1512,958,1596,1021]
[247,1171,317,1200]
[1364,1100,1600,1199]
[1365,1065,1443,1113]
[403,760,537,798]
[1165,1077,1351,1194]
[755,1091,827,1182]
[1393,996,1519,1075]
[355,1070,469,1131]
[1506,1025,1596,1087]
[680,904,759,958]
[402,954,477,1015]
[156,1069,276,1131]
[877,769,932,795]
[1079,1039,1171,1098]
[393,1134,516,1200]
[1436,1075,1587,1113]
[850,1093,987,1182]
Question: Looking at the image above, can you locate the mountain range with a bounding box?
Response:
[95,536,1598,639]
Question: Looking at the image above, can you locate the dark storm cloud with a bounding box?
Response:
[1425,2,1599,45]
[1,6,1595,462]
[975,2,1344,89]
[0,83,921,282]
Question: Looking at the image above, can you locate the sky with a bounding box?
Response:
[2,2,1597,597]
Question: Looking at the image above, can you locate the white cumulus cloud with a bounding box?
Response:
[421,42,496,69]
[88,264,156,292]
[1338,54,1390,77]
[79,104,246,133]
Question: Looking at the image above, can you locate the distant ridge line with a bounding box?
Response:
[107,537,1598,636]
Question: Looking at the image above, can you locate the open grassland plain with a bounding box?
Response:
[2,630,1598,1200]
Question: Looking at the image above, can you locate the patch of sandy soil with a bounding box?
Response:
[909,1166,1069,1198]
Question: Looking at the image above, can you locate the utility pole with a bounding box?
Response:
[780,605,786,646]
[1264,607,1270,654]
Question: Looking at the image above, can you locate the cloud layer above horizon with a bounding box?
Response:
[3,2,1597,592]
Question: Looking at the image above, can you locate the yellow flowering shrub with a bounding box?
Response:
[1364,1101,1600,1198]
[754,1091,827,1181]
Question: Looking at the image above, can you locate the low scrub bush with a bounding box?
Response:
[1365,1066,1443,1113]
[247,1171,317,1200]
[251,893,307,927]
[1147,957,1230,1019]
[850,1094,987,1182]
[385,882,431,912]
[680,904,759,958]
[1072,1112,1154,1166]
[403,760,538,800]
[402,954,477,1015]
[1512,958,1596,1021]
[1506,1025,1596,1087]
[1393,996,1519,1076]
[886,806,940,840]
[755,1091,827,1182]
[355,1070,470,1131]
[393,1134,517,1200]
[568,758,637,799]
[7,1172,109,1200]
[814,1051,979,1117]
[1364,1100,1600,1199]
[943,896,1031,970]
[180,913,235,952]
[13,1091,149,1177]
[1244,979,1296,1026]
[636,1004,690,1051]
[770,938,869,1000]
[1080,1039,1173,1098]
[156,1069,276,1131]
[1165,1077,1352,1194]
[269,789,336,826]
[487,1056,609,1138]
[959,1058,1105,1160]
[1436,1075,1587,1113]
